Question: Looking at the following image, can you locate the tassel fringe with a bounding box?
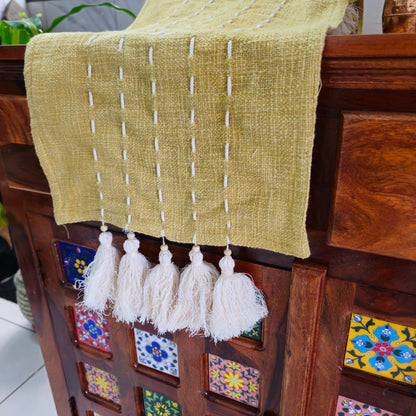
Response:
[210,249,268,342]
[113,232,150,324]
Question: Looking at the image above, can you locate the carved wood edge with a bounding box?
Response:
[279,260,327,416]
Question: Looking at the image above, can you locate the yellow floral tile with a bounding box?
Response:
[344,314,416,384]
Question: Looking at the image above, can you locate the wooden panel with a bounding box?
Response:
[328,112,416,261]
[279,261,327,416]
[0,95,32,145]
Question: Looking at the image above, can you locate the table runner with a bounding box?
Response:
[24,0,348,258]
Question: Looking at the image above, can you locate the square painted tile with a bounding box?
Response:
[241,320,262,341]
[143,388,182,416]
[74,307,112,353]
[344,314,416,385]
[335,396,401,416]
[134,328,179,377]
[58,241,95,285]
[82,363,120,404]
[208,354,260,408]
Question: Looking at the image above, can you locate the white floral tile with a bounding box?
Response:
[134,328,179,377]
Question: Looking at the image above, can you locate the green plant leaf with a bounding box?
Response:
[44,2,136,33]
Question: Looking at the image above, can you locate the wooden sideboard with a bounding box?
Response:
[0,35,415,416]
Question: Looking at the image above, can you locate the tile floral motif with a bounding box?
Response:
[83,363,120,404]
[142,388,182,416]
[335,395,401,416]
[241,320,262,341]
[73,307,112,353]
[344,314,416,385]
[134,329,179,377]
[58,241,95,285]
[208,354,260,408]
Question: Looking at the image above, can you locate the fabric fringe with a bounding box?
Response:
[80,225,120,315]
[141,244,180,333]
[210,249,268,342]
[328,2,360,35]
[113,232,150,324]
[172,245,219,336]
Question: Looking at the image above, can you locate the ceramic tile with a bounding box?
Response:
[344,314,416,385]
[208,354,260,408]
[0,366,57,415]
[0,318,44,402]
[134,328,179,377]
[142,388,182,416]
[335,395,401,416]
[58,241,95,285]
[73,307,112,353]
[83,363,120,404]
[241,320,262,341]
[0,297,33,331]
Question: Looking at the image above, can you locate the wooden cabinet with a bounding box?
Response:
[0,35,415,416]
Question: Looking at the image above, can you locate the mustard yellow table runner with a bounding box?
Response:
[25,0,348,258]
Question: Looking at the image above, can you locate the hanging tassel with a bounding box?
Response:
[81,225,120,315]
[210,249,268,342]
[141,244,180,333]
[113,232,150,324]
[172,245,219,336]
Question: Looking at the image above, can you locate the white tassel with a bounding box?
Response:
[113,232,150,324]
[172,245,219,336]
[210,249,268,342]
[81,225,120,315]
[141,244,180,333]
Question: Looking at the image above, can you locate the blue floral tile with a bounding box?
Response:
[134,328,179,377]
[344,314,416,385]
[143,389,182,416]
[73,306,112,353]
[241,320,262,341]
[58,241,95,285]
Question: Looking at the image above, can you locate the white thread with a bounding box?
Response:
[191,190,196,203]
[87,35,97,44]
[161,229,166,237]
[227,221,231,229]
[123,150,127,160]
[225,110,230,127]
[190,76,194,94]
[118,37,124,51]
[190,109,195,124]
[120,93,125,109]
[242,6,249,11]
[152,81,156,95]
[173,21,178,25]
[89,91,94,106]
[256,24,263,28]
[154,111,158,124]
[193,212,197,221]
[127,214,132,224]
[227,19,233,23]
[156,164,161,177]
[93,148,98,161]
[122,121,126,137]
[217,24,224,28]
[91,120,95,133]
[119,67,123,80]
[189,37,195,56]
[97,172,101,183]
[125,174,129,184]
[100,192,103,200]
[154,137,159,152]
[191,137,196,153]
[235,12,240,16]
[227,76,232,96]
[87,64,92,78]
[149,47,153,65]
[265,18,270,23]
[226,234,230,245]
[191,162,195,177]
[225,142,229,160]
[158,189,163,202]
[224,199,229,212]
[161,211,165,222]
[227,40,232,59]
[127,196,131,206]
[234,28,242,32]
[224,175,228,188]
[101,208,105,218]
